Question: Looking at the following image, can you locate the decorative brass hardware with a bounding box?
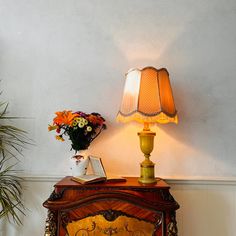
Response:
[44,210,57,236]
[167,212,178,236]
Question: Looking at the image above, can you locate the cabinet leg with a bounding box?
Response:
[167,211,178,236]
[44,210,57,236]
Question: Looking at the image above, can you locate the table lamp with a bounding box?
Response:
[117,66,178,184]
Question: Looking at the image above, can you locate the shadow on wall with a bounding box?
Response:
[99,0,236,177]
[1,0,236,176]
[155,3,236,172]
[82,0,236,177]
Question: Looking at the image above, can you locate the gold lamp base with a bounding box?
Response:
[139,158,156,184]
[138,123,157,184]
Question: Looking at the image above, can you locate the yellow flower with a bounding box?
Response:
[87,126,92,132]
[74,117,80,122]
[48,125,58,131]
[55,135,65,141]
[78,122,85,128]
[76,117,83,122]
[72,120,78,126]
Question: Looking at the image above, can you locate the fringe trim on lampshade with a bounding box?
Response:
[116,111,178,124]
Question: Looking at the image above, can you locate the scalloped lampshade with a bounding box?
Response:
[117,67,178,124]
[117,66,178,184]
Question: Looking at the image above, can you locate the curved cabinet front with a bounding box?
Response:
[43,177,179,236]
[59,199,163,236]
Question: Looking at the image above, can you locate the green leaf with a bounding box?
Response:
[0,98,31,225]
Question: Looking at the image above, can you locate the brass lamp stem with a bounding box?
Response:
[143,122,150,131]
[138,123,157,184]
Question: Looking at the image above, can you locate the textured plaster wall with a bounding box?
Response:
[0,0,236,179]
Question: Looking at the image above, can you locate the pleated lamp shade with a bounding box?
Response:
[117,66,178,124]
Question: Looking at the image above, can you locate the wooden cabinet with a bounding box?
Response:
[43,177,179,236]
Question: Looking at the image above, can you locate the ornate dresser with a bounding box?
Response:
[43,176,179,236]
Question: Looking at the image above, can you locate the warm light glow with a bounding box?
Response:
[117,67,178,124]
[119,69,141,114]
[116,66,178,183]
[123,69,141,96]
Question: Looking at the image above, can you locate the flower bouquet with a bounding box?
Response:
[48,110,106,152]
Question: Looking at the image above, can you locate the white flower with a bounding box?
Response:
[87,126,92,132]
[78,122,85,128]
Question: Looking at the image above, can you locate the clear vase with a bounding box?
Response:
[70,150,89,177]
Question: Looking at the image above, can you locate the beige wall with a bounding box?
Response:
[1,0,236,179]
[0,0,236,235]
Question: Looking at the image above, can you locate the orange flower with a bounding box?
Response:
[87,115,104,125]
[53,110,79,126]
[55,135,65,141]
[48,110,106,151]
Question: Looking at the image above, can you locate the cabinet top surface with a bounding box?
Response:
[54,176,170,189]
